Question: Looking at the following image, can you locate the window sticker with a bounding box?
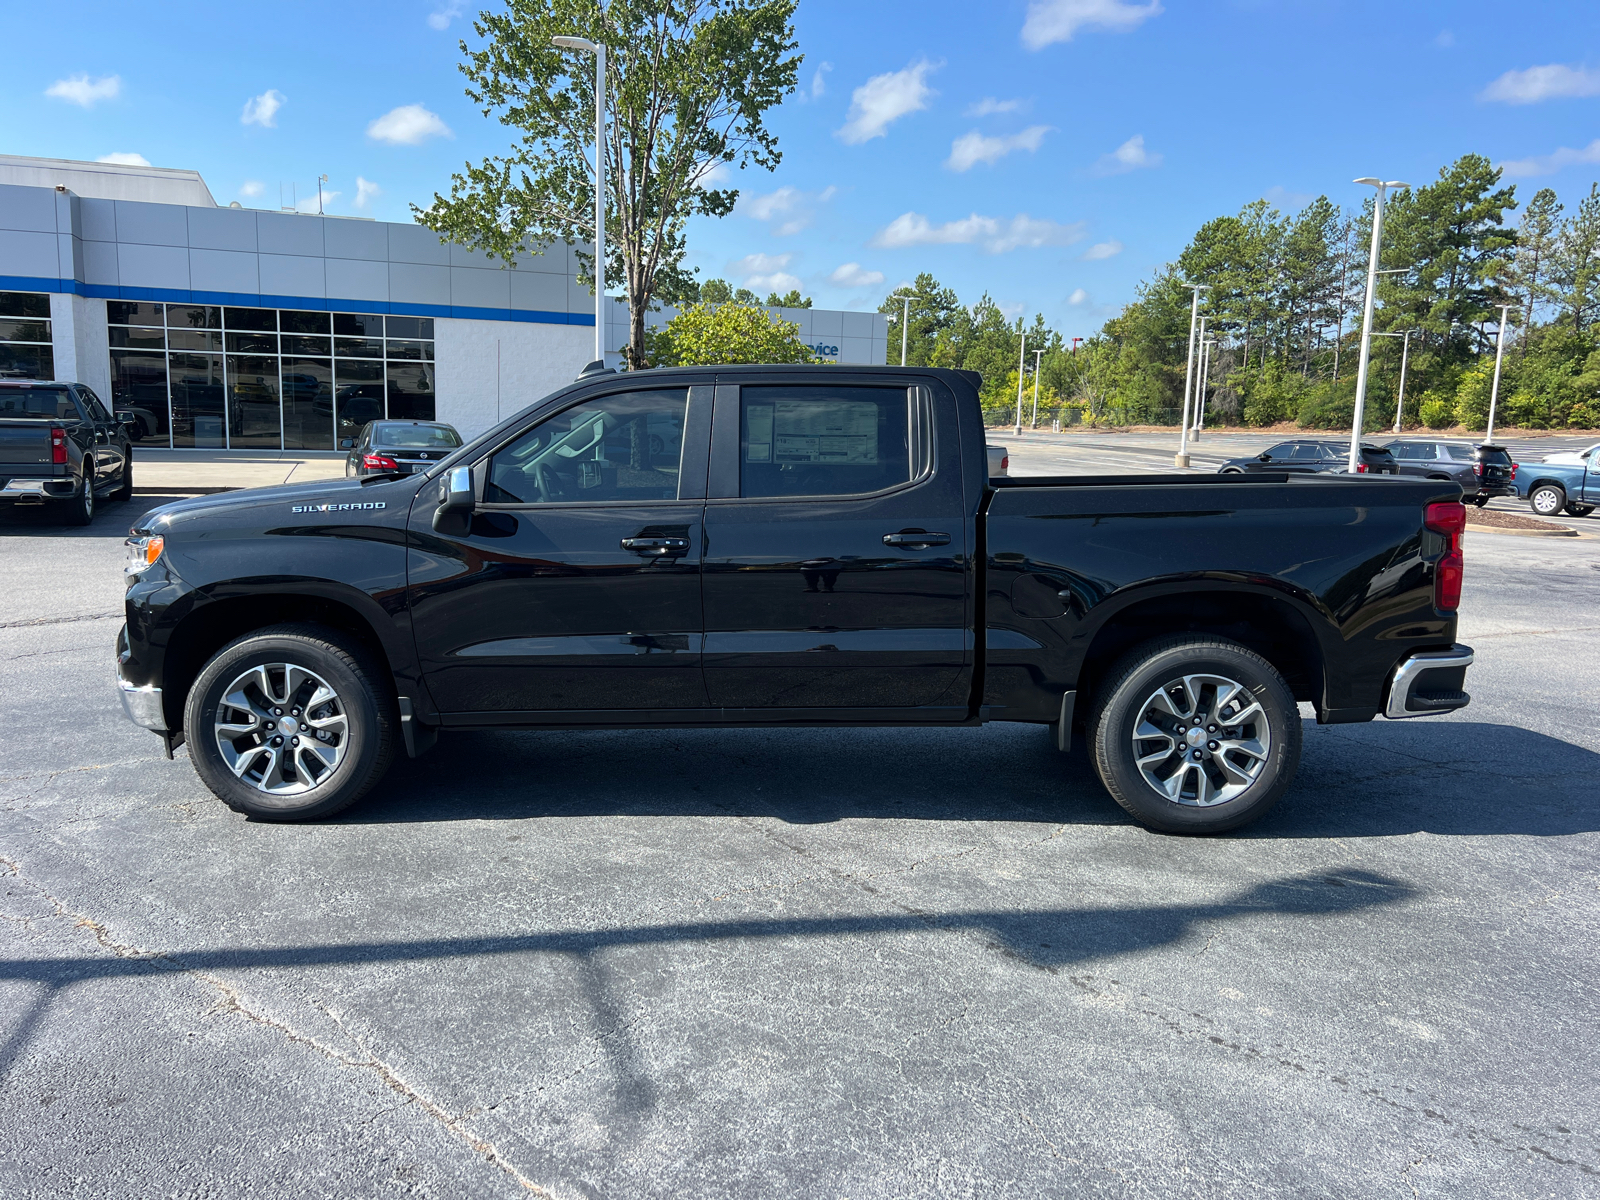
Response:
[770,400,878,465]
[746,403,773,462]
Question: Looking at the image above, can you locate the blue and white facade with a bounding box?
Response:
[0,155,890,450]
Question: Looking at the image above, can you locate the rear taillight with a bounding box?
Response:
[1355,461,1369,474]
[363,454,399,470]
[1510,462,1518,480]
[1425,500,1466,611]
[1474,462,1483,477]
[1000,454,1009,472]
[50,426,67,465]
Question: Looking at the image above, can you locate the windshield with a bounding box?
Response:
[1477,447,1512,464]
[0,386,79,420]
[374,422,460,448]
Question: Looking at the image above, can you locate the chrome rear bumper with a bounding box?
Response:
[1384,645,1474,719]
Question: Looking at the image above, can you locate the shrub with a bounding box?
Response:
[1452,363,1493,430]
[1569,402,1600,429]
[1419,395,1452,428]
[641,302,816,367]
[1502,392,1546,429]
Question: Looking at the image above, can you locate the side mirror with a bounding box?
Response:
[1258,452,1272,462]
[115,410,136,426]
[432,466,475,534]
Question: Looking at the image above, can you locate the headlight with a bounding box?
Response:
[125,535,164,575]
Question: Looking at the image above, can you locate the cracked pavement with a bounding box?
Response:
[0,495,1597,1198]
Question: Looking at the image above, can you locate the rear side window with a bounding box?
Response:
[488,388,687,504]
[1391,443,1425,460]
[740,385,911,498]
[1287,444,1321,460]
[0,386,80,420]
[1444,444,1475,461]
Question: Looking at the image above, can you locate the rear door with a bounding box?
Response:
[408,380,713,717]
[76,386,122,487]
[699,376,972,718]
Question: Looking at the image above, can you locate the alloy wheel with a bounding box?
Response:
[213,662,349,801]
[1130,673,1271,807]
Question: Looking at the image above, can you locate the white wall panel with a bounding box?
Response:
[434,316,591,442]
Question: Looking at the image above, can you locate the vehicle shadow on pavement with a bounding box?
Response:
[338,719,1600,839]
[0,494,190,538]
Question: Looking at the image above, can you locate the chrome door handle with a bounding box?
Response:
[621,536,690,556]
[882,530,950,548]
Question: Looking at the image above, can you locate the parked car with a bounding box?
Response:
[987,444,1009,477]
[1380,439,1515,506]
[118,365,1474,836]
[1541,442,1600,466]
[1217,439,1398,475]
[0,380,133,524]
[345,420,464,478]
[1470,444,1518,507]
[1512,455,1599,518]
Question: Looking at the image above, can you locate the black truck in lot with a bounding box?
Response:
[117,364,1474,833]
[1,381,134,523]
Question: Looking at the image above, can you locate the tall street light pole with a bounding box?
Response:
[1194,338,1216,437]
[1348,177,1410,472]
[1487,303,1514,443]
[1013,323,1027,437]
[1031,348,1044,428]
[900,293,911,365]
[1175,283,1209,468]
[553,35,607,365]
[1371,329,1415,432]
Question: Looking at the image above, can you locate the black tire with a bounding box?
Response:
[1564,503,1595,518]
[1471,495,1489,507]
[112,449,133,502]
[1219,467,1244,475]
[1089,635,1302,835]
[58,475,94,526]
[1529,484,1566,517]
[184,623,398,821]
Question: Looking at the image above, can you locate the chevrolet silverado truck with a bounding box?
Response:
[2,380,134,524]
[117,364,1474,833]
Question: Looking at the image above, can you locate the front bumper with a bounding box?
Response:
[118,675,166,730]
[1384,645,1474,719]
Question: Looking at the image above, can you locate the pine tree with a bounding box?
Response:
[1553,184,1600,332]
[1508,188,1563,345]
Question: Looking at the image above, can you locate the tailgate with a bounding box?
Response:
[0,423,52,468]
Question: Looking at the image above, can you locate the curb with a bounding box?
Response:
[1465,523,1579,538]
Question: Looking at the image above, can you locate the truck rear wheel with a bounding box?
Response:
[58,476,94,526]
[184,624,397,821]
[1089,636,1301,834]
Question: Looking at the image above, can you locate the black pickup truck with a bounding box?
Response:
[117,365,1474,833]
[1,381,134,524]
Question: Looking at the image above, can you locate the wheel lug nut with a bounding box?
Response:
[273,708,283,716]
[1207,724,1218,733]
[1191,750,1203,760]
[271,736,283,747]
[291,736,299,747]
[1207,740,1219,751]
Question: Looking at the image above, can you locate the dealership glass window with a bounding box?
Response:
[384,339,433,361]
[168,328,223,352]
[387,361,436,421]
[109,325,167,351]
[335,359,385,446]
[109,350,169,443]
[226,330,278,354]
[225,307,278,332]
[169,353,225,448]
[167,305,221,329]
[283,334,331,356]
[281,310,332,335]
[226,355,281,449]
[0,291,54,380]
[334,312,384,338]
[336,336,385,359]
[385,316,435,340]
[282,357,334,451]
[108,301,164,327]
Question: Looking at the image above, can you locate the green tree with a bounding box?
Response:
[699,277,733,304]
[418,0,802,367]
[642,301,816,365]
[1553,183,1600,332]
[765,289,812,307]
[878,273,963,366]
[1508,188,1564,346]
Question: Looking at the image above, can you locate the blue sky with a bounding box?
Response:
[8,0,1600,336]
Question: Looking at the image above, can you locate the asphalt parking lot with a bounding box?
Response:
[1,456,1598,1198]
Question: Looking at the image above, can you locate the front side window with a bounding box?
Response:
[740,385,911,498]
[487,388,688,504]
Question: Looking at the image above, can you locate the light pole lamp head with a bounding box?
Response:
[552,35,599,52]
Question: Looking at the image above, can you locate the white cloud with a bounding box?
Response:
[1091,134,1162,176]
[354,177,382,209]
[836,59,939,145]
[946,125,1051,171]
[1500,139,1600,178]
[427,0,464,30]
[692,160,734,191]
[239,180,265,198]
[1434,30,1455,49]
[967,97,1025,116]
[750,272,804,294]
[1480,63,1600,104]
[367,104,453,145]
[739,184,837,235]
[1022,0,1162,50]
[96,152,150,167]
[1067,288,1091,306]
[830,262,885,288]
[871,211,1086,254]
[241,89,285,128]
[810,63,831,99]
[732,253,794,290]
[1080,240,1122,260]
[45,74,121,107]
[295,191,341,214]
[1263,184,1315,208]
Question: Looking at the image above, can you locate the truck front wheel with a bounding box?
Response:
[184,624,398,821]
[1089,636,1301,834]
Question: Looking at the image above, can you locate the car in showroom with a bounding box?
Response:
[1380,438,1517,507]
[344,420,463,478]
[1217,439,1397,475]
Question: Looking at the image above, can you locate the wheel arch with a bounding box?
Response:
[159,587,402,731]
[1074,582,1329,722]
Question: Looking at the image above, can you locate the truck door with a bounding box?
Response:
[75,386,122,487]
[1587,452,1600,502]
[700,378,972,717]
[407,382,712,716]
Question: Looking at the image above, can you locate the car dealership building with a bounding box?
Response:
[0,154,890,450]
